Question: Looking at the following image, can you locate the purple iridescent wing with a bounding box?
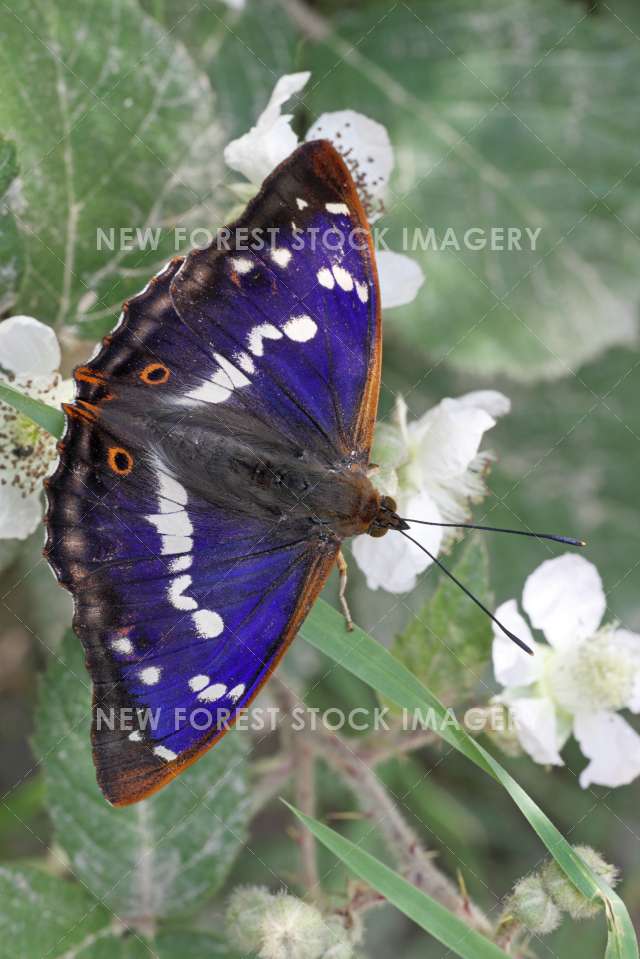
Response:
[45,141,380,805]
[171,139,381,459]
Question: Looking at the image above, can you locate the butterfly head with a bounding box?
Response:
[367,495,410,538]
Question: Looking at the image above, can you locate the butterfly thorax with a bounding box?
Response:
[153,416,383,543]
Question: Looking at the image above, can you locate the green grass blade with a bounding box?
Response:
[285,801,509,959]
[0,382,64,438]
[302,600,638,959]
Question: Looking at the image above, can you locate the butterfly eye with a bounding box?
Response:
[140,362,170,385]
[107,446,133,475]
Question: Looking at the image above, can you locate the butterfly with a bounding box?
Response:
[44,139,403,806]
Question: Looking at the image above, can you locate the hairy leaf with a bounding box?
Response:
[0,0,224,332]
[0,865,110,959]
[303,0,640,380]
[391,536,493,703]
[0,137,23,314]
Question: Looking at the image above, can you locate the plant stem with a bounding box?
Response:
[269,676,492,934]
[312,727,491,934]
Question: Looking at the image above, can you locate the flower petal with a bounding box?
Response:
[0,485,43,539]
[492,600,542,687]
[0,316,60,376]
[376,251,425,309]
[306,110,393,218]
[413,396,496,480]
[455,390,511,419]
[224,72,310,185]
[508,697,565,765]
[352,490,442,594]
[574,711,640,788]
[522,553,605,649]
[611,630,640,712]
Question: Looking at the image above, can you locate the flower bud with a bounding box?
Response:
[258,893,328,959]
[225,885,274,953]
[509,875,561,935]
[541,846,618,920]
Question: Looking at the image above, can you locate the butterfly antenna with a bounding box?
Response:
[402,516,587,546]
[399,519,585,548]
[398,529,533,654]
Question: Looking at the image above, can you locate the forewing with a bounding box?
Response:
[171,139,381,459]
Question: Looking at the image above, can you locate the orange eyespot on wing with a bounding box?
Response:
[107,446,133,475]
[139,362,170,385]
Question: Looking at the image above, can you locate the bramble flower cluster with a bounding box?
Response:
[226,886,360,959]
[506,845,618,935]
[0,316,72,539]
[352,391,509,593]
[223,72,425,311]
[492,553,640,788]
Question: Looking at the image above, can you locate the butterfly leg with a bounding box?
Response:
[336,549,354,632]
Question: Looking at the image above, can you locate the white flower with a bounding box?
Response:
[223,73,424,311]
[492,553,640,789]
[224,72,311,187]
[352,390,509,594]
[0,316,72,539]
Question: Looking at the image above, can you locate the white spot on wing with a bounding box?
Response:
[317,267,335,289]
[168,575,198,611]
[185,379,231,404]
[284,315,317,342]
[147,510,193,538]
[235,351,255,374]
[189,674,210,692]
[140,666,161,685]
[111,637,133,655]
[198,682,227,703]
[271,247,292,268]
[355,280,369,303]
[332,264,354,291]
[157,471,188,507]
[231,257,253,275]
[193,609,224,638]
[161,535,193,556]
[326,202,349,214]
[128,730,142,742]
[169,554,192,573]
[229,683,246,702]
[213,353,251,389]
[248,323,283,357]
[296,197,308,210]
[154,745,177,762]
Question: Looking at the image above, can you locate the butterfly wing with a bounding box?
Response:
[45,140,380,805]
[171,139,381,460]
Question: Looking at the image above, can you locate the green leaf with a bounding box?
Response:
[0,381,64,438]
[391,536,492,703]
[301,600,639,959]
[286,802,509,959]
[74,937,153,959]
[0,137,23,313]
[0,865,110,959]
[141,0,300,141]
[0,0,223,332]
[303,0,640,380]
[155,930,242,958]
[33,633,251,920]
[0,776,45,846]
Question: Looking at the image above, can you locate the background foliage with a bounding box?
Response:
[1,0,639,956]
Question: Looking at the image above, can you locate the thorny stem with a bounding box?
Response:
[271,681,322,901]
[269,676,492,936]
